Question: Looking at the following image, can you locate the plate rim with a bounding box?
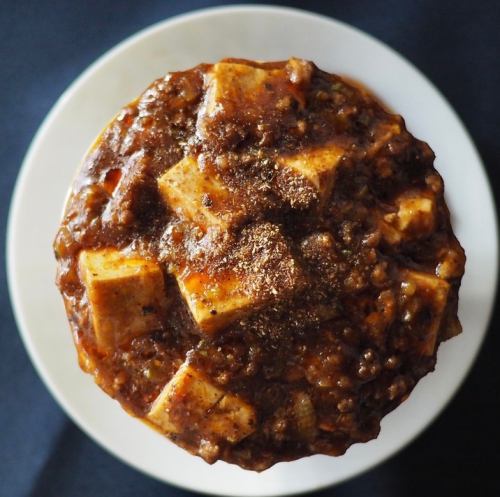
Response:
[6,4,499,496]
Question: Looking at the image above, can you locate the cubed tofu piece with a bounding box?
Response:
[277,145,344,203]
[157,156,242,231]
[436,246,465,280]
[395,194,436,234]
[202,62,286,118]
[400,269,450,356]
[148,363,256,444]
[379,218,403,245]
[176,271,254,334]
[174,223,303,334]
[381,192,436,244]
[197,60,309,142]
[79,249,167,352]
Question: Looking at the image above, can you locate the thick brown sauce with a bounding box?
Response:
[54,59,465,470]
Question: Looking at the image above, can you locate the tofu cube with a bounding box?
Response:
[201,62,286,119]
[79,249,167,352]
[157,156,242,231]
[436,246,465,280]
[148,363,256,444]
[174,223,303,334]
[198,61,312,142]
[381,192,436,244]
[379,218,403,245]
[395,194,436,235]
[277,145,344,203]
[176,271,254,334]
[401,269,450,356]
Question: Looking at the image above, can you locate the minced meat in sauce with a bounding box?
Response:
[54,58,465,470]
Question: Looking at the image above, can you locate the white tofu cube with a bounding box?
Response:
[201,62,286,118]
[381,192,436,244]
[157,156,243,231]
[400,269,450,356]
[174,223,303,334]
[395,194,436,234]
[436,246,465,280]
[79,249,167,352]
[197,60,313,142]
[277,145,344,203]
[176,271,254,334]
[148,363,256,444]
[379,218,403,245]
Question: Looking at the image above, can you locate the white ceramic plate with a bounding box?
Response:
[7,5,497,496]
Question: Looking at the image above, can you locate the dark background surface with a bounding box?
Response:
[1,1,499,496]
